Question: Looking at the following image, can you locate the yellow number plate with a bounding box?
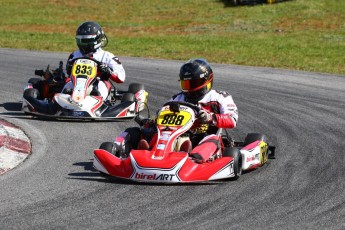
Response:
[72,63,97,78]
[157,110,192,126]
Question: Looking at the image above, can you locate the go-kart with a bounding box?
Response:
[22,58,148,121]
[93,101,275,183]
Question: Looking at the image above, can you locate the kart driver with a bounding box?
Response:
[62,21,126,100]
[118,58,238,163]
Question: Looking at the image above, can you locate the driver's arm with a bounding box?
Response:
[214,94,238,129]
[106,55,126,83]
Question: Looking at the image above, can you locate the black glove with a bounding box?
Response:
[99,64,111,81]
[197,110,213,124]
[135,115,154,127]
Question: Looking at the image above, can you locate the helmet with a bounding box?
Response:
[75,21,108,54]
[179,58,214,102]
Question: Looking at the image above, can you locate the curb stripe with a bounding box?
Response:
[0,135,31,154]
[0,119,31,175]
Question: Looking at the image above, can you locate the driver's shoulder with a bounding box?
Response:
[171,91,184,101]
[211,89,231,100]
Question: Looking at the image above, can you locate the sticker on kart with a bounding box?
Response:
[71,59,97,78]
[157,110,192,126]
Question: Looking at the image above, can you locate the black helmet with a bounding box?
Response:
[75,21,108,54]
[179,58,214,102]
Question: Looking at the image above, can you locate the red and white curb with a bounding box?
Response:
[0,119,31,175]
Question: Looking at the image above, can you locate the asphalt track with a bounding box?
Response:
[0,48,345,229]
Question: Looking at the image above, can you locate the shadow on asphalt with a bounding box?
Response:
[0,102,23,111]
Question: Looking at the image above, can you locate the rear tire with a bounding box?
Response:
[128,83,144,94]
[28,78,41,86]
[244,133,267,146]
[223,147,242,180]
[121,93,135,102]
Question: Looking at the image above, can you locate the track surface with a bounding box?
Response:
[0,48,345,229]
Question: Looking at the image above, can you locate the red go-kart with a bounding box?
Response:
[93,101,275,183]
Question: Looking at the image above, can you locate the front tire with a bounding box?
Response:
[99,142,118,157]
[23,88,40,100]
[223,147,242,180]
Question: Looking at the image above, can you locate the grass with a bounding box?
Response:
[1,0,345,75]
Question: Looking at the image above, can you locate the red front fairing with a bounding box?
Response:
[94,148,235,182]
[94,149,133,178]
[178,157,234,181]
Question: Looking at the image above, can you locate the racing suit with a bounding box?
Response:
[164,89,238,161]
[115,89,238,162]
[171,89,238,130]
[62,48,126,100]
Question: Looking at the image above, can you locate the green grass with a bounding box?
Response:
[1,0,345,75]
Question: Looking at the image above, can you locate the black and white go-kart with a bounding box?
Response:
[22,58,148,121]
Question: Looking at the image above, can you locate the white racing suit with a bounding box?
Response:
[171,89,238,129]
[170,89,239,162]
[114,89,238,162]
[62,48,126,100]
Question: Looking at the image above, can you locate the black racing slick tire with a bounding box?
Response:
[23,88,40,100]
[128,83,144,94]
[223,147,242,180]
[121,93,135,102]
[244,133,267,146]
[99,142,118,157]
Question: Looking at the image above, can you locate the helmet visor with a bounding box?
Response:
[180,78,205,91]
[76,35,97,46]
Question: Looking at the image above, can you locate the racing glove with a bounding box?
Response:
[99,64,112,81]
[197,110,216,124]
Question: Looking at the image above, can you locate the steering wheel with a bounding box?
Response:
[163,101,201,116]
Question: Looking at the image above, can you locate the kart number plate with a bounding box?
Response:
[157,110,192,126]
[72,61,97,78]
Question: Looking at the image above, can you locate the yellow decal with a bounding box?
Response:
[259,141,268,165]
[157,110,192,126]
[72,63,97,78]
[193,124,209,133]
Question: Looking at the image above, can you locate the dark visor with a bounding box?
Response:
[180,78,205,91]
[76,36,96,46]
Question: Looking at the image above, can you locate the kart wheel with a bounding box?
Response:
[244,133,267,146]
[23,88,40,100]
[128,83,144,94]
[121,93,135,102]
[223,147,242,180]
[28,78,41,87]
[99,142,118,157]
